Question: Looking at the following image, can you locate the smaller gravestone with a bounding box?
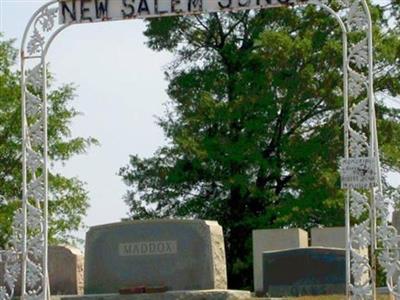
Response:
[252,228,308,294]
[85,219,227,294]
[0,245,83,296]
[263,247,345,297]
[49,245,84,295]
[311,226,369,286]
[311,227,346,248]
[393,211,400,233]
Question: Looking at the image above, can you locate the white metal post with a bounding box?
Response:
[20,46,28,300]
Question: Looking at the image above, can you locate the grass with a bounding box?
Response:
[49,294,393,300]
[248,295,391,300]
[290,296,390,300]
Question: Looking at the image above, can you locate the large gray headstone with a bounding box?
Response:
[252,228,308,294]
[84,220,227,294]
[263,247,345,297]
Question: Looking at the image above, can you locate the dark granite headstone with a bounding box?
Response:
[262,247,346,297]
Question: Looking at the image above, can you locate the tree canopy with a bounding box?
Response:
[119,3,400,289]
[0,35,97,247]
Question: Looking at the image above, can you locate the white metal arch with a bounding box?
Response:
[0,0,395,299]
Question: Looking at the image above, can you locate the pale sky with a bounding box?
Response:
[1,0,399,245]
[1,0,172,242]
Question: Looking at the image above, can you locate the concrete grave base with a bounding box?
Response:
[52,290,251,300]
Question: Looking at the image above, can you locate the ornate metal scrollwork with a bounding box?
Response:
[350,190,369,219]
[0,205,24,300]
[376,191,400,296]
[341,0,378,296]
[0,1,60,299]
[348,0,400,298]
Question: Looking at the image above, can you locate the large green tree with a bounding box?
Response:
[0,36,97,247]
[119,3,400,289]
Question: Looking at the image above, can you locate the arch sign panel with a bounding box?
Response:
[58,0,296,24]
[0,0,399,299]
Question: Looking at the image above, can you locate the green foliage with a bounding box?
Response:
[0,35,98,247]
[120,4,400,289]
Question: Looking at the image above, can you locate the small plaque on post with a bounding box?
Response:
[340,157,378,189]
